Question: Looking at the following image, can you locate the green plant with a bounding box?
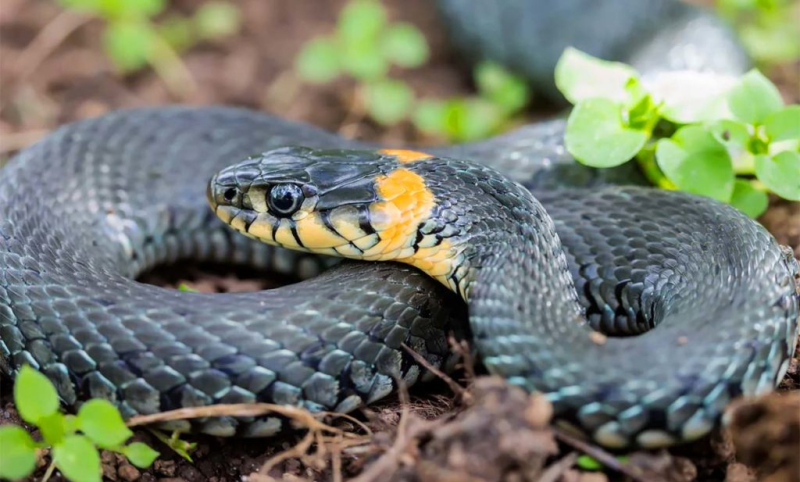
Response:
[57,0,241,93]
[0,366,159,482]
[294,0,531,141]
[556,47,799,217]
[717,0,800,65]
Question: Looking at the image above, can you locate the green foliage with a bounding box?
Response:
[295,0,531,140]
[0,365,160,482]
[717,0,800,65]
[56,0,241,74]
[556,48,800,217]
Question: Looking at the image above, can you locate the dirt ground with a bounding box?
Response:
[1,1,799,482]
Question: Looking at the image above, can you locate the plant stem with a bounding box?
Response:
[635,148,675,190]
[147,27,198,100]
[40,456,57,482]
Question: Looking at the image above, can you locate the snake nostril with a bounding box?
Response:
[223,188,238,202]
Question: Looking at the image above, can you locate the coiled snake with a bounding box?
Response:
[1,0,798,449]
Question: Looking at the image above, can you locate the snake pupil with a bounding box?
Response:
[268,184,304,216]
[223,188,238,202]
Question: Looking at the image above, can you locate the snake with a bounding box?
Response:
[1,0,798,450]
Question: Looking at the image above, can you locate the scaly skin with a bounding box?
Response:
[208,146,799,448]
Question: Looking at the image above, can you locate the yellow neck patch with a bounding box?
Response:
[379,149,433,164]
[362,167,466,297]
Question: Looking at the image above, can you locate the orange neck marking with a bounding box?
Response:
[379,149,433,164]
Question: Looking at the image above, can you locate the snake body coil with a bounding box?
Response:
[1,0,799,449]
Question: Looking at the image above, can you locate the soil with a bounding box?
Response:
[1,1,799,482]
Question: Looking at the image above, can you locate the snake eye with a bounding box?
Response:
[268,184,304,217]
[223,188,238,202]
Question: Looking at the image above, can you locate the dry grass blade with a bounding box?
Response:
[126,403,364,438]
[553,427,648,482]
[401,342,469,401]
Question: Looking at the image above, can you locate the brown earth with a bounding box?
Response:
[1,1,798,481]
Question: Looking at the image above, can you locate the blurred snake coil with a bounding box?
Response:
[1,0,798,449]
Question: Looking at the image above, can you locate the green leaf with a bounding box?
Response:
[645,71,736,124]
[755,151,800,200]
[412,99,448,134]
[0,425,38,480]
[177,283,199,293]
[149,429,196,462]
[37,412,66,445]
[474,62,530,114]
[15,365,60,424]
[576,454,604,470]
[53,435,101,482]
[77,399,132,448]
[123,442,160,468]
[709,119,752,149]
[730,179,769,217]
[380,23,429,68]
[764,105,800,142]
[739,15,800,65]
[194,2,241,40]
[442,98,504,142]
[295,38,340,83]
[363,79,414,125]
[565,98,649,168]
[555,47,638,104]
[341,41,387,80]
[103,20,157,72]
[337,0,386,46]
[63,414,80,434]
[727,69,784,124]
[92,0,166,19]
[656,126,735,202]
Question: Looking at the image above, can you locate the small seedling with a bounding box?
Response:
[295,0,531,141]
[0,366,160,482]
[556,47,799,217]
[57,0,241,94]
[717,0,800,65]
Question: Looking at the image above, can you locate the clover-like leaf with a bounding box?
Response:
[337,0,386,46]
[194,1,241,40]
[644,71,736,124]
[729,179,769,218]
[655,126,735,202]
[565,98,648,168]
[380,23,429,68]
[123,442,160,468]
[443,98,504,142]
[15,365,60,424]
[103,20,157,72]
[474,62,530,114]
[412,99,448,135]
[709,119,751,150]
[755,151,800,200]
[77,399,132,448]
[295,37,340,83]
[363,79,414,125]
[764,105,800,142]
[341,41,388,80]
[555,47,638,104]
[37,411,66,446]
[727,69,784,124]
[53,435,101,482]
[0,425,38,480]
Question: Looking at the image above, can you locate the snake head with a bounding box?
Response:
[208,147,435,258]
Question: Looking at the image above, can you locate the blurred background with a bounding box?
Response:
[1,0,798,161]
